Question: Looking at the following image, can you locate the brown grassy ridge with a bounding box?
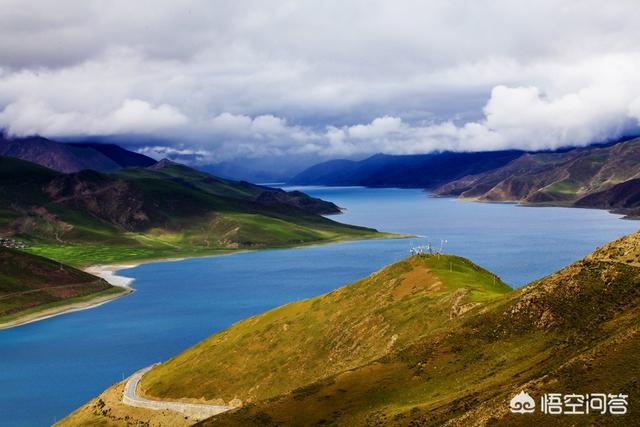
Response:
[200,234,640,426]
[0,248,126,327]
[137,254,510,406]
[59,232,640,426]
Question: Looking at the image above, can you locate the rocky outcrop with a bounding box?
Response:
[44,170,150,231]
[433,138,640,209]
[575,178,640,215]
[253,189,342,215]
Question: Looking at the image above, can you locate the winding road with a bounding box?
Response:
[122,365,231,420]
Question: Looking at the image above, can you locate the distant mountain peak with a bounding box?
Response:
[289,150,523,187]
[148,158,179,169]
[0,134,155,173]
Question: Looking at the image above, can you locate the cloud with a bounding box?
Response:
[348,116,403,139]
[627,97,640,122]
[313,77,640,156]
[209,113,253,134]
[1,1,640,160]
[109,100,187,133]
[0,98,187,136]
[208,113,310,140]
[137,145,214,164]
[482,84,634,148]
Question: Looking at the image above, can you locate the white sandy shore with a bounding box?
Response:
[1,237,397,330]
[1,253,234,330]
[0,263,140,330]
[84,263,141,289]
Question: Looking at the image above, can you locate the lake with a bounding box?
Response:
[0,188,638,426]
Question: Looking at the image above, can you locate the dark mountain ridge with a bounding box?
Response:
[290,135,640,216]
[575,178,640,216]
[289,150,525,188]
[66,142,156,168]
[433,137,640,216]
[0,133,156,173]
[0,156,344,233]
[290,137,640,216]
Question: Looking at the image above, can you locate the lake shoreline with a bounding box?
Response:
[429,191,640,219]
[0,287,132,330]
[3,186,639,427]
[0,258,191,330]
[1,233,408,331]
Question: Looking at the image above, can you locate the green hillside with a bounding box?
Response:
[60,231,640,426]
[0,156,386,267]
[201,235,640,426]
[138,255,511,403]
[0,248,126,328]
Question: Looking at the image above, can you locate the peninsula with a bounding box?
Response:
[0,144,392,328]
[60,230,640,425]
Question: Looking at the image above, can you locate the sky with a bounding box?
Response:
[1,0,640,164]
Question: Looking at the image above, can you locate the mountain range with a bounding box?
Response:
[0,137,387,326]
[433,137,640,216]
[0,133,156,173]
[289,150,524,188]
[5,134,640,424]
[0,154,381,267]
[8,132,640,218]
[60,229,640,426]
[290,137,640,217]
[201,155,323,184]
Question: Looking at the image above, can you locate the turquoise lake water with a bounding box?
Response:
[0,187,638,426]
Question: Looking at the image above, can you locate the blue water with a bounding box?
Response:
[0,187,638,426]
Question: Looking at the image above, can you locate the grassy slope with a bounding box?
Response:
[59,254,511,425]
[61,232,640,426]
[138,255,510,403]
[0,157,387,267]
[0,157,386,326]
[0,248,125,325]
[201,236,640,426]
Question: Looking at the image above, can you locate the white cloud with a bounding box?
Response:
[209,112,253,134]
[313,77,640,156]
[0,98,187,136]
[206,112,316,148]
[348,116,403,139]
[137,145,213,164]
[627,97,640,122]
[1,1,640,159]
[481,84,633,148]
[109,99,187,133]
